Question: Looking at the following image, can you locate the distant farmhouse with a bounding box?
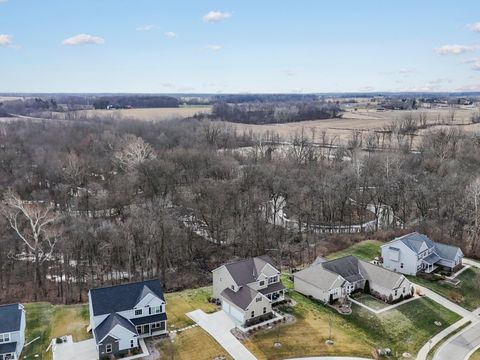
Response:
[212,256,286,327]
[381,232,463,275]
[0,303,26,360]
[88,280,167,359]
[294,255,413,304]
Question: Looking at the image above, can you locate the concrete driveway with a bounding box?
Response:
[53,338,97,360]
[187,310,256,360]
[434,321,480,360]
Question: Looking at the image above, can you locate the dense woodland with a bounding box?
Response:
[0,107,479,305]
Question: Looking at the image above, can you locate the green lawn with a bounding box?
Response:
[245,275,460,360]
[410,267,480,311]
[164,286,217,329]
[471,348,480,360]
[326,240,383,261]
[352,293,390,310]
[22,303,90,360]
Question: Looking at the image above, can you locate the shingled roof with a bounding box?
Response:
[221,255,277,286]
[93,313,137,343]
[220,286,259,310]
[89,279,165,316]
[0,303,23,334]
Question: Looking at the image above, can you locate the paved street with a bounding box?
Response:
[187,310,256,360]
[435,321,480,360]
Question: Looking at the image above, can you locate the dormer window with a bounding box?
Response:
[149,305,162,315]
[268,275,278,284]
[135,309,142,316]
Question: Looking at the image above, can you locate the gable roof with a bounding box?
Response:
[0,303,23,334]
[322,256,364,283]
[387,232,435,253]
[435,242,463,262]
[221,255,278,286]
[220,286,260,311]
[358,260,407,290]
[294,264,346,290]
[90,279,165,316]
[93,313,137,344]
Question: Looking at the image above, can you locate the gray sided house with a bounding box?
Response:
[212,255,286,326]
[89,280,167,359]
[381,232,464,275]
[0,303,26,360]
[294,255,413,304]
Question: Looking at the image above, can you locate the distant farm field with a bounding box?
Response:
[68,106,211,121]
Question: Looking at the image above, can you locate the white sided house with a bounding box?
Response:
[381,232,464,275]
[294,255,413,304]
[89,279,167,359]
[212,255,286,326]
[0,303,26,360]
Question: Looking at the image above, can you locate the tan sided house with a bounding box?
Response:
[212,255,286,326]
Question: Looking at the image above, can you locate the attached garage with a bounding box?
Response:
[222,300,244,323]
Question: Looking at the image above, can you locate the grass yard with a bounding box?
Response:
[243,276,460,360]
[326,240,382,261]
[410,267,480,311]
[352,294,390,311]
[157,327,233,360]
[471,348,480,360]
[164,286,218,329]
[22,303,90,360]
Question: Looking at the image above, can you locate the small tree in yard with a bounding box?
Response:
[364,280,370,295]
[388,294,393,304]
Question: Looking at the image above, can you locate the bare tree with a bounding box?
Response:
[114,134,157,170]
[1,190,61,300]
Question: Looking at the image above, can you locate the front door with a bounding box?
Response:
[143,324,150,335]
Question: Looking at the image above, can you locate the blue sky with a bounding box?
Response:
[1,0,480,93]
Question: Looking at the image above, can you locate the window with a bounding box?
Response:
[403,287,406,293]
[251,311,255,318]
[400,263,404,269]
[394,290,398,296]
[259,280,265,286]
[130,340,135,348]
[0,333,10,343]
[256,296,262,302]
[1,353,15,360]
[231,285,234,290]
[105,344,112,353]
[263,307,267,314]
[268,275,278,284]
[135,309,142,316]
[149,306,162,315]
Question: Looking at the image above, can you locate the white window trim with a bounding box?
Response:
[135,309,143,316]
[105,344,113,353]
[0,333,11,343]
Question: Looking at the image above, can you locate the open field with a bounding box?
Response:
[67,106,211,121]
[410,267,480,311]
[22,303,90,360]
[243,276,460,360]
[326,239,382,261]
[157,327,233,360]
[228,108,480,146]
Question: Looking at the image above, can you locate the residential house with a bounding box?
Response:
[294,255,413,304]
[0,303,26,360]
[381,232,464,275]
[212,255,286,326]
[89,279,167,359]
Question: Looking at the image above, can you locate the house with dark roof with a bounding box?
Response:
[381,232,464,275]
[88,279,167,359]
[294,255,413,304]
[0,303,26,360]
[212,255,285,326]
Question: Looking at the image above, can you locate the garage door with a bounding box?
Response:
[222,300,244,323]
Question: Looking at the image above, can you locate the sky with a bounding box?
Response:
[1,0,480,93]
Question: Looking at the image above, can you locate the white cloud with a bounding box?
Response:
[203,11,232,23]
[472,62,480,71]
[62,34,105,46]
[206,44,223,52]
[456,84,480,91]
[0,34,12,47]
[136,25,158,31]
[435,44,475,55]
[460,58,479,64]
[164,32,177,38]
[468,23,480,33]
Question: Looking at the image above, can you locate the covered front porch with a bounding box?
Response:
[422,253,441,273]
[261,282,286,303]
[0,342,17,360]
[131,314,167,338]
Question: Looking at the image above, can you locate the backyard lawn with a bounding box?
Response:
[351,293,391,311]
[22,303,90,360]
[243,276,460,360]
[411,267,480,311]
[164,286,217,329]
[471,348,480,360]
[156,327,233,360]
[326,240,382,261]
